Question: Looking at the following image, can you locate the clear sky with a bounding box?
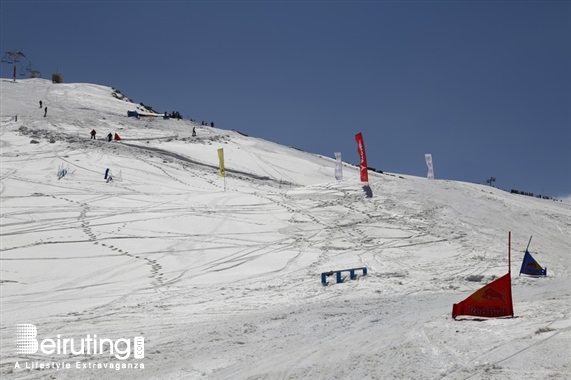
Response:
[1,0,569,198]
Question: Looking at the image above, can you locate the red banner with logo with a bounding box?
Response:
[355,132,368,183]
[452,272,513,319]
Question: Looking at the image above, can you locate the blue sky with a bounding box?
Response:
[1,1,569,198]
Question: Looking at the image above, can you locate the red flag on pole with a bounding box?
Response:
[355,132,368,183]
[114,133,121,141]
[452,232,514,319]
[452,272,513,319]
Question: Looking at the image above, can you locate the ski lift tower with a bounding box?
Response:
[1,50,26,82]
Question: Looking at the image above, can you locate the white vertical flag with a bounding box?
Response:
[334,152,343,180]
[425,153,434,179]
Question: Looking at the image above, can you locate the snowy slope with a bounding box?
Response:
[1,78,570,380]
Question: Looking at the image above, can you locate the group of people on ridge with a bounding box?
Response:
[39,100,47,117]
[164,111,182,120]
[91,129,117,142]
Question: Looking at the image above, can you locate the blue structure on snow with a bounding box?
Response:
[321,267,367,285]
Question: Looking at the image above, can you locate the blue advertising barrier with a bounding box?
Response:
[321,267,367,285]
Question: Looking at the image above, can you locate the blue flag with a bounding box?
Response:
[519,250,547,276]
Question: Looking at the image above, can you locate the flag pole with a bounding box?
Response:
[508,231,511,274]
[525,235,533,252]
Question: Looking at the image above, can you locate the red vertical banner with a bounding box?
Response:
[355,132,369,183]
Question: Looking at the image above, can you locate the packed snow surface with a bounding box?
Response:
[1,79,570,379]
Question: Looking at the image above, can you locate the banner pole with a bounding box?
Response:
[508,231,511,274]
[525,235,533,252]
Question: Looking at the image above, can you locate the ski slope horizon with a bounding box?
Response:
[1,78,570,379]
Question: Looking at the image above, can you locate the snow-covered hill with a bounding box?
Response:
[1,78,570,380]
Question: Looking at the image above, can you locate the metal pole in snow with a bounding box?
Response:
[519,235,533,277]
[525,236,533,252]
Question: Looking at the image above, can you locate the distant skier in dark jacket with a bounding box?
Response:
[192,127,196,137]
[39,100,42,108]
[90,129,96,139]
[107,132,113,142]
[44,107,47,117]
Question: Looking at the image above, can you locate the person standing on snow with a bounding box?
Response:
[44,107,47,117]
[90,129,97,139]
[107,132,113,142]
[39,100,43,108]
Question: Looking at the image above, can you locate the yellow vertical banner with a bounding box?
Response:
[217,148,225,177]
